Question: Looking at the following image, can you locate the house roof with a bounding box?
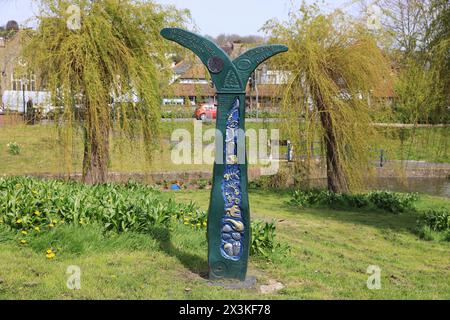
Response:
[168,41,396,100]
[172,60,192,76]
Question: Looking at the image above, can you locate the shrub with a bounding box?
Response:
[341,192,371,208]
[197,179,209,190]
[291,189,363,208]
[249,168,292,190]
[415,225,436,241]
[418,209,450,232]
[291,189,419,214]
[415,221,450,242]
[250,220,278,258]
[367,191,419,214]
[291,189,323,207]
[6,142,20,155]
[176,201,208,229]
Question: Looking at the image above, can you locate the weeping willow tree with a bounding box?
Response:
[394,57,446,124]
[263,4,391,192]
[390,0,449,124]
[22,0,188,184]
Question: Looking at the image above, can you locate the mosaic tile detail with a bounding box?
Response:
[220,97,244,261]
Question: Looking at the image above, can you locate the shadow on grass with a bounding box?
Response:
[147,226,209,279]
[299,205,420,233]
[250,188,421,234]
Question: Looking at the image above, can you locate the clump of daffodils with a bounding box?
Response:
[46,249,56,259]
[6,142,20,155]
[182,213,207,229]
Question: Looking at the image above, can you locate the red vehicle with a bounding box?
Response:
[194,103,217,120]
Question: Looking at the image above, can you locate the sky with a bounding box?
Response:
[0,0,359,37]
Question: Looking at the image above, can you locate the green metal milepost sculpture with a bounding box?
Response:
[161,28,288,281]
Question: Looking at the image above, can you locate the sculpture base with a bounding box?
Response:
[207,276,257,290]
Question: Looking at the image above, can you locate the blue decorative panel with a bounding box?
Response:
[220,97,244,261]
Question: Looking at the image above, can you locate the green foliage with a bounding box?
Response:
[387,1,449,125]
[22,0,190,183]
[418,208,450,232]
[175,201,208,229]
[367,191,419,213]
[291,189,419,214]
[415,224,450,242]
[0,177,283,256]
[6,142,20,155]
[0,177,203,235]
[393,58,447,124]
[291,189,369,209]
[425,0,450,118]
[250,220,278,258]
[263,3,391,192]
[197,179,208,190]
[248,167,293,190]
[1,188,450,299]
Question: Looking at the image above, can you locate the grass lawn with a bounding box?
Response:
[0,188,449,300]
[0,123,448,176]
[0,123,214,175]
[375,127,450,164]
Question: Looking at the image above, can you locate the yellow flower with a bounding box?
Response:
[184,222,189,225]
[52,219,58,224]
[203,221,207,227]
[196,223,201,227]
[49,223,55,228]
[46,252,56,259]
[16,219,23,224]
[21,230,28,235]
[34,210,41,216]
[34,226,40,232]
[46,249,53,254]
[20,239,27,245]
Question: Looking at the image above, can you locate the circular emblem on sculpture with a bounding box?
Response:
[210,261,228,278]
[236,58,252,70]
[207,56,224,74]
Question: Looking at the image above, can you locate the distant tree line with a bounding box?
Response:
[367,0,449,124]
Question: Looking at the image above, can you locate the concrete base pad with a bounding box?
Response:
[207,276,257,290]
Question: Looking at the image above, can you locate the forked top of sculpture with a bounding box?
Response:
[160,28,288,94]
